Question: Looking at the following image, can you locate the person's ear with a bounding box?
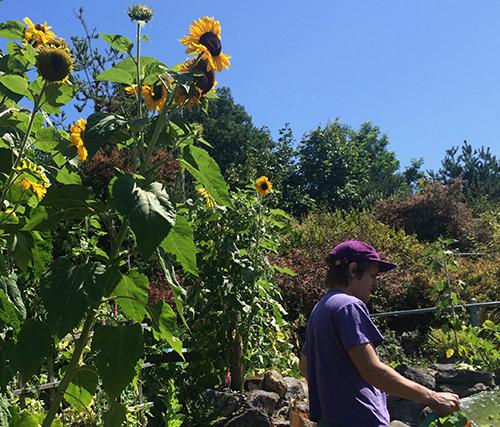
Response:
[348,262,357,278]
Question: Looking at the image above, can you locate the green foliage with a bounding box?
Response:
[425,321,500,373]
[432,140,499,212]
[64,365,98,411]
[91,324,144,400]
[296,120,404,212]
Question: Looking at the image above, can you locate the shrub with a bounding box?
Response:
[274,211,439,330]
[374,180,489,251]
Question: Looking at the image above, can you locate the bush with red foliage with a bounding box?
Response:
[374,180,490,251]
[80,148,179,198]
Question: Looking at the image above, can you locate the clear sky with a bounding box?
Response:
[1,0,500,171]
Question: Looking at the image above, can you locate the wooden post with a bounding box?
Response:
[468,298,479,327]
[230,313,244,391]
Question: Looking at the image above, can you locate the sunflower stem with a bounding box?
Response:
[135,22,146,167]
[0,81,47,212]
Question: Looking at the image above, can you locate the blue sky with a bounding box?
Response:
[1,0,499,171]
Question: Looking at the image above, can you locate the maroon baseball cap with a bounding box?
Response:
[329,240,397,272]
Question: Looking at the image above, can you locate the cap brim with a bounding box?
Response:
[376,260,397,272]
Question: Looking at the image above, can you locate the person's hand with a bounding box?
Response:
[427,391,460,416]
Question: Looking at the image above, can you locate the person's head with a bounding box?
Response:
[324,240,396,303]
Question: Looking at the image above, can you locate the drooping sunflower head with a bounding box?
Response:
[142,83,167,112]
[255,176,272,197]
[36,44,73,83]
[23,17,56,47]
[128,4,154,23]
[181,17,231,72]
[70,119,88,161]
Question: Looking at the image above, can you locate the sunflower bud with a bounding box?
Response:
[128,5,154,23]
[36,45,73,82]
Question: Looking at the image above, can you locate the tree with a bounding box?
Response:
[433,141,500,211]
[186,88,295,189]
[296,119,403,212]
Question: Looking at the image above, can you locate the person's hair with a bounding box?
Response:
[324,254,373,289]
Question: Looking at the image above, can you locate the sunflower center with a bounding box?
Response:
[152,85,164,100]
[35,24,46,31]
[260,183,269,191]
[199,32,221,56]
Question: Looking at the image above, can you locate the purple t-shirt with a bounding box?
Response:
[303,290,390,426]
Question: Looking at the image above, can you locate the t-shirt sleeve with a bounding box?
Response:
[334,302,384,350]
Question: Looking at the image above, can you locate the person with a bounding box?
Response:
[300,240,460,427]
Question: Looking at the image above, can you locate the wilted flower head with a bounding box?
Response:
[23,17,55,47]
[36,44,73,82]
[128,4,154,23]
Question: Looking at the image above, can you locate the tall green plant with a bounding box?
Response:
[0,9,232,425]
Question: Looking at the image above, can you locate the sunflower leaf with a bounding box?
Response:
[0,74,29,96]
[100,33,133,54]
[180,145,230,206]
[0,20,25,40]
[96,67,134,85]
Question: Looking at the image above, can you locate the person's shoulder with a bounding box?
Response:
[326,291,363,308]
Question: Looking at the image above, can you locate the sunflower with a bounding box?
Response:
[17,178,48,199]
[23,17,55,47]
[141,84,167,112]
[175,58,216,110]
[36,44,73,83]
[255,176,272,196]
[16,159,50,187]
[196,187,215,209]
[70,119,88,161]
[181,16,231,72]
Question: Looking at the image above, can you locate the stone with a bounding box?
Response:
[247,390,280,416]
[203,389,245,418]
[283,377,307,401]
[389,421,411,427]
[245,376,263,391]
[396,364,436,390]
[430,363,455,371]
[272,418,290,427]
[224,408,271,427]
[263,370,287,398]
[435,369,495,388]
[437,382,490,397]
[387,396,425,427]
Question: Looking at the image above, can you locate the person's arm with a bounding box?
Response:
[348,343,460,417]
[299,353,308,380]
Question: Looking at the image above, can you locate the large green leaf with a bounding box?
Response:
[40,258,93,338]
[31,231,52,277]
[10,231,33,272]
[157,250,187,329]
[115,56,159,78]
[104,402,127,427]
[34,128,63,153]
[181,145,230,206]
[23,185,94,231]
[98,265,122,298]
[91,324,143,400]
[40,83,74,114]
[64,365,98,411]
[160,214,198,276]
[0,74,29,96]
[96,68,134,85]
[100,33,133,54]
[0,20,25,40]
[84,112,130,158]
[0,273,25,319]
[14,319,52,380]
[0,289,21,332]
[56,167,82,185]
[111,269,148,323]
[146,303,183,357]
[111,175,176,259]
